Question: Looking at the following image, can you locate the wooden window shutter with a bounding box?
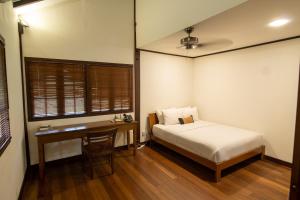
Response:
[26,60,86,120]
[87,65,133,114]
[0,36,11,155]
[63,64,86,116]
[111,67,133,111]
[28,63,59,118]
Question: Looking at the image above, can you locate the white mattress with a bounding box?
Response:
[152,121,263,163]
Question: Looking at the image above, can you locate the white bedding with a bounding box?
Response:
[152,120,263,163]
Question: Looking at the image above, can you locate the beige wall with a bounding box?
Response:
[0,2,27,200]
[193,39,300,162]
[136,0,246,47]
[19,0,134,165]
[140,51,193,142]
[20,0,134,64]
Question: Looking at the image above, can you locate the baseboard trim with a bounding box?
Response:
[264,155,292,168]
[139,141,147,145]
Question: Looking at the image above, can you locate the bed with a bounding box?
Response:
[148,113,265,182]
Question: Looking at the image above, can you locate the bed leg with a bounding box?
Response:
[148,138,153,148]
[215,166,221,182]
[261,146,265,160]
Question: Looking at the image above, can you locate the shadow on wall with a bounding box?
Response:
[263,138,276,158]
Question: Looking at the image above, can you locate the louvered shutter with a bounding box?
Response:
[0,37,11,155]
[87,65,133,114]
[26,60,86,120]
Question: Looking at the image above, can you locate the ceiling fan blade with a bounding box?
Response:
[176,45,187,49]
[198,39,233,50]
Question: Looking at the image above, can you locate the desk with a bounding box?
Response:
[35,120,138,180]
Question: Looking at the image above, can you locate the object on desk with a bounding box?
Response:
[114,114,123,122]
[123,114,133,123]
[39,125,51,131]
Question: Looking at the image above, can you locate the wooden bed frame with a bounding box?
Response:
[148,113,265,182]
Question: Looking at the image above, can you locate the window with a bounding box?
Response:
[25,58,133,121]
[87,65,133,114]
[0,35,11,155]
[27,61,86,119]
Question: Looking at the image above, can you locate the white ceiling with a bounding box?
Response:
[140,0,300,57]
[136,0,247,47]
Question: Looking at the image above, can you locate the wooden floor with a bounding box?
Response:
[21,144,291,200]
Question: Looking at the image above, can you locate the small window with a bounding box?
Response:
[0,35,11,155]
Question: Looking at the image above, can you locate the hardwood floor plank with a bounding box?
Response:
[115,161,154,200]
[125,153,177,186]
[87,180,111,200]
[118,157,170,200]
[21,146,291,200]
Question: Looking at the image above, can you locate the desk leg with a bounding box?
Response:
[133,128,137,156]
[38,141,45,181]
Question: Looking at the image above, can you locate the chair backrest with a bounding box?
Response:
[86,128,118,154]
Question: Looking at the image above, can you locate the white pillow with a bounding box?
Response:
[162,108,183,125]
[182,106,199,121]
[156,108,176,124]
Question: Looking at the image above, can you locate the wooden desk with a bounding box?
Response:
[35,120,138,180]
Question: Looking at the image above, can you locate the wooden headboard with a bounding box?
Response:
[148,113,159,136]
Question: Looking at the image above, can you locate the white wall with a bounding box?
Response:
[193,39,300,162]
[136,0,246,47]
[19,0,134,165]
[140,51,193,141]
[0,2,27,200]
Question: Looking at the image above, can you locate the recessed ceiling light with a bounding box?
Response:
[268,18,290,27]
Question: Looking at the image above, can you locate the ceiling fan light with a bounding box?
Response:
[180,37,198,45]
[185,44,193,49]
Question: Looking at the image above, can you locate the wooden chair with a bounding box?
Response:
[82,128,117,179]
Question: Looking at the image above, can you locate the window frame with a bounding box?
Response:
[0,34,11,156]
[25,57,134,121]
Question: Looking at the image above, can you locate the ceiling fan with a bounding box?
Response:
[178,27,200,49]
[178,26,232,50]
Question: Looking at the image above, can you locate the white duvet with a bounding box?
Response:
[152,121,263,163]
